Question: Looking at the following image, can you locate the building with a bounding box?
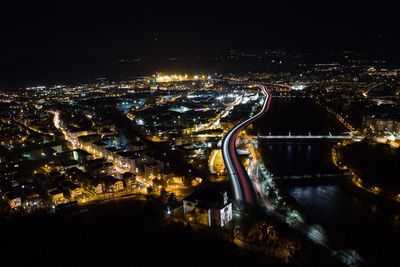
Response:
[85,158,113,176]
[68,128,95,139]
[69,186,83,199]
[363,115,400,135]
[130,140,146,151]
[121,172,136,187]
[49,190,65,204]
[144,162,161,178]
[62,181,83,199]
[103,176,124,192]
[56,159,81,173]
[7,193,22,209]
[91,180,104,194]
[183,188,232,227]
[72,149,93,162]
[22,142,64,160]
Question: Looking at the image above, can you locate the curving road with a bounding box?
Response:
[222,84,273,206]
[222,85,363,265]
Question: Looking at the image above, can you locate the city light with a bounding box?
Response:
[155,74,209,83]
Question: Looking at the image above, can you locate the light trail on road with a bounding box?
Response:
[222,84,273,207]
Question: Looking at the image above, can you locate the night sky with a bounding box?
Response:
[1,1,399,87]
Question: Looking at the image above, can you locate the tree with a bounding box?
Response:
[167,192,177,207]
[147,186,153,194]
[159,188,168,202]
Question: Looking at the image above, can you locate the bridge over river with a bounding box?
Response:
[251,133,364,141]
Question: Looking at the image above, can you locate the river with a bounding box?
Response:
[253,97,400,266]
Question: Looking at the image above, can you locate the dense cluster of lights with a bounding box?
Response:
[291,84,307,91]
[155,74,211,83]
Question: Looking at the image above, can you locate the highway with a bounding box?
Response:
[222,84,273,207]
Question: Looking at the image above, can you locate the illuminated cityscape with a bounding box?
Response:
[1,2,399,267]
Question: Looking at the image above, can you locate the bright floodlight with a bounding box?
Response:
[291,84,307,91]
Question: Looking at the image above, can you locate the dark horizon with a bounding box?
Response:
[1,1,399,88]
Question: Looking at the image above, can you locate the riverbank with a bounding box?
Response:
[334,140,400,205]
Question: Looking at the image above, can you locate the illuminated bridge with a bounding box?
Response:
[252,134,364,140]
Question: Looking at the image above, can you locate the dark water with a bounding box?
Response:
[289,186,400,264]
[256,97,400,266]
[261,143,338,176]
[253,97,348,135]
